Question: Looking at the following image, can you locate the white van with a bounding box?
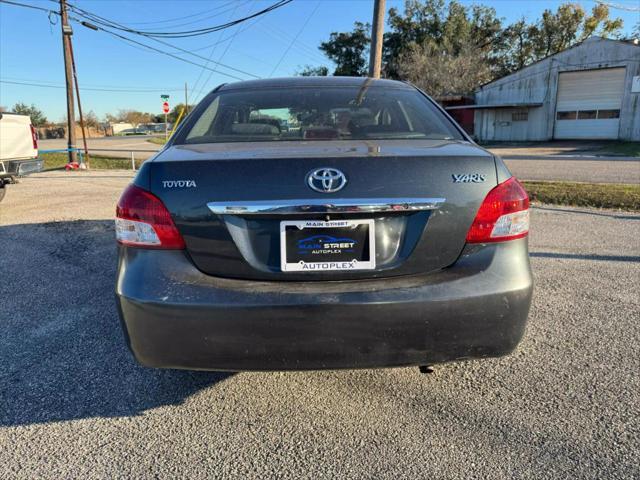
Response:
[0,112,43,202]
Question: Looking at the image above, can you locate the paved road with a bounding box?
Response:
[39,137,640,184]
[501,156,640,184]
[39,136,161,160]
[485,142,639,184]
[1,171,639,479]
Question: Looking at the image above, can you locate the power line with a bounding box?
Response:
[65,0,293,39]
[0,0,260,80]
[1,0,312,81]
[595,1,640,12]
[66,2,261,79]
[118,1,241,27]
[0,79,183,93]
[269,1,321,77]
[0,0,55,14]
[188,1,246,108]
[258,24,328,66]
[0,0,254,80]
[188,13,269,53]
[76,22,249,81]
[259,23,327,63]
[192,3,255,104]
[2,75,183,90]
[41,0,248,27]
[83,20,258,80]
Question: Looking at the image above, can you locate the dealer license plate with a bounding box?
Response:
[280,219,376,272]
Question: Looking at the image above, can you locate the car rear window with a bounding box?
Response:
[176,85,463,144]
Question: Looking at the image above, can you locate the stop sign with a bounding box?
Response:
[162,101,170,114]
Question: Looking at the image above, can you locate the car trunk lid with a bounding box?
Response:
[149,139,497,281]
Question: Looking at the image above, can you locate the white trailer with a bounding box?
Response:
[0,112,43,202]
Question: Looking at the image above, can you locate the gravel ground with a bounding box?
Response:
[1,171,639,479]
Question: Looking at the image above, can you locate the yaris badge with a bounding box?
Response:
[452,174,486,183]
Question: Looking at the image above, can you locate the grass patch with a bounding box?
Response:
[523,181,640,211]
[147,136,168,145]
[40,152,143,170]
[598,142,640,157]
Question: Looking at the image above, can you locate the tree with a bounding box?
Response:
[316,0,501,79]
[105,109,152,128]
[495,18,537,75]
[104,112,118,124]
[297,65,329,76]
[167,104,194,125]
[529,4,585,58]
[83,110,99,128]
[313,0,625,92]
[124,110,152,127]
[383,0,447,78]
[633,20,640,38]
[319,21,370,76]
[580,4,623,40]
[12,103,48,126]
[383,0,504,78]
[397,39,492,97]
[493,3,623,76]
[527,3,622,59]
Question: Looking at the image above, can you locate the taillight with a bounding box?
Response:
[115,184,185,249]
[466,177,529,243]
[30,124,38,150]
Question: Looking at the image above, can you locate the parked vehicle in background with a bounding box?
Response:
[0,112,42,202]
[115,77,533,372]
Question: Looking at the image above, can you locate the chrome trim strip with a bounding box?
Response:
[207,198,446,215]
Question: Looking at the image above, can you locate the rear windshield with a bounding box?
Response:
[176,85,463,144]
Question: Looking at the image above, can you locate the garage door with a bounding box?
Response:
[554,68,625,139]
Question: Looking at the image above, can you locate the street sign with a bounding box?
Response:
[160,94,170,100]
[162,101,170,114]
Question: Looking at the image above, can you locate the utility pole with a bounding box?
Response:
[184,82,188,115]
[69,40,90,168]
[165,112,168,141]
[161,95,170,140]
[60,0,77,165]
[368,0,386,79]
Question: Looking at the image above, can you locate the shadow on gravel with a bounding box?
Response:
[0,220,231,427]
[530,252,640,263]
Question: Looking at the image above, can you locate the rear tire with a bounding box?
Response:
[0,185,5,203]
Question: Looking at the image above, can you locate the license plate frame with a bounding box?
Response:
[280,219,376,272]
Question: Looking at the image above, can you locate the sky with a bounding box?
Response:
[1,0,638,121]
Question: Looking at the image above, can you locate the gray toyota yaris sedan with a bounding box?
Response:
[115,77,532,371]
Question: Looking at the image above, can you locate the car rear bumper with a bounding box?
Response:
[115,239,533,371]
[0,158,43,179]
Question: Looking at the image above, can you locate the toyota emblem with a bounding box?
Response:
[307,168,347,193]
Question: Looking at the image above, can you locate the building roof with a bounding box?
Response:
[478,36,639,90]
[446,103,543,110]
[435,94,475,102]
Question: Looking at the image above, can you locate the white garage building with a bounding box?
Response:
[467,37,640,142]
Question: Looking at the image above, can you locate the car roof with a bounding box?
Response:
[217,76,414,92]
